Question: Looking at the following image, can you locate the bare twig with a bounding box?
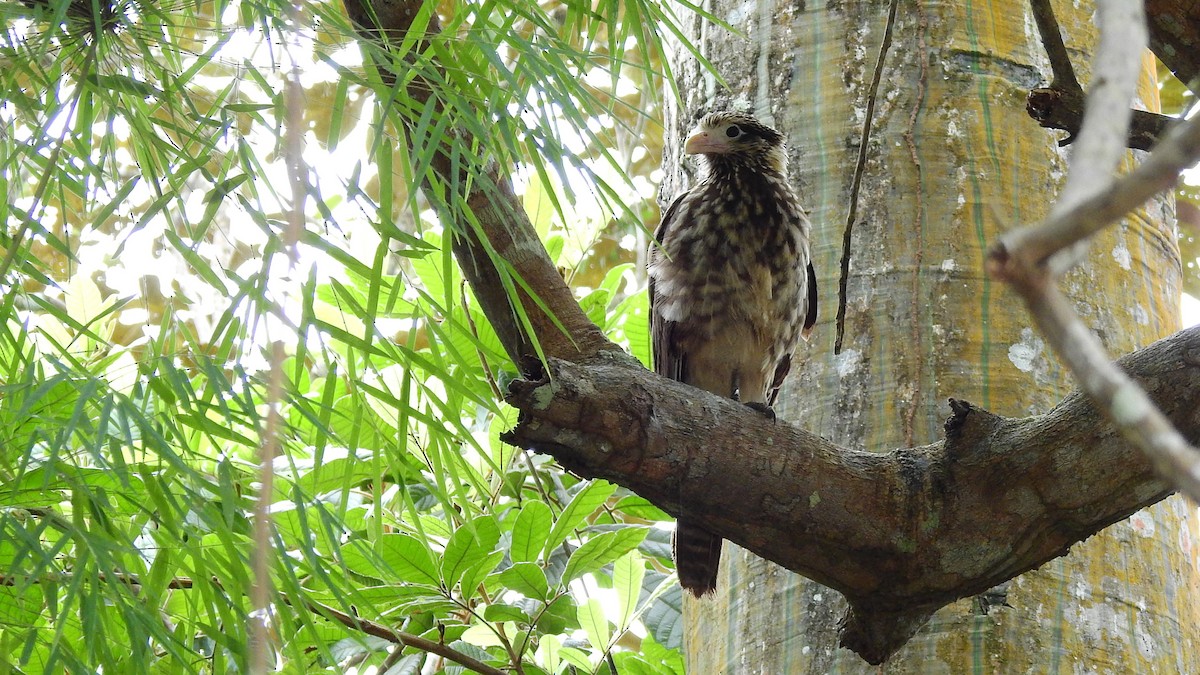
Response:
[1028,0,1080,92]
[994,113,1200,269]
[835,0,900,354]
[989,0,1200,503]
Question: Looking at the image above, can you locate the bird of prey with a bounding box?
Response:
[648,111,817,597]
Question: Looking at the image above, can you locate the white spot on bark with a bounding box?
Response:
[1133,304,1149,325]
[1007,328,1044,373]
[1112,240,1132,269]
[1128,509,1156,537]
[834,349,862,377]
[726,0,756,24]
[941,259,957,272]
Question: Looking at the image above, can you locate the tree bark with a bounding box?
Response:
[662,0,1200,670]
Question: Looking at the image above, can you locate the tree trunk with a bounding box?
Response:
[663,0,1200,670]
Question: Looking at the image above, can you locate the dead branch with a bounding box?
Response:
[1026,0,1178,150]
[992,0,1200,504]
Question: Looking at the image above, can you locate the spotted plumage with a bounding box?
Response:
[648,111,817,597]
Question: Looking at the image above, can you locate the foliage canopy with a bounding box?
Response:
[0,0,703,671]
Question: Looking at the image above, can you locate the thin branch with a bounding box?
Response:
[993,112,1200,269]
[835,0,900,354]
[302,597,507,675]
[1029,0,1080,92]
[989,0,1200,503]
[1022,287,1200,501]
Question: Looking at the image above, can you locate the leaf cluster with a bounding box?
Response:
[0,0,695,671]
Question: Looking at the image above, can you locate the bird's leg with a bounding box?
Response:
[737,370,776,421]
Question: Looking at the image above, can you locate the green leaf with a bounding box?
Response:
[562,527,648,584]
[342,535,440,586]
[496,561,549,600]
[510,501,553,563]
[441,517,501,589]
[613,550,645,632]
[483,602,531,624]
[459,549,505,601]
[558,646,594,672]
[545,480,616,556]
[577,597,610,652]
[614,495,671,521]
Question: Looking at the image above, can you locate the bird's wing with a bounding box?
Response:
[768,260,816,405]
[767,354,791,407]
[802,260,818,339]
[649,193,689,382]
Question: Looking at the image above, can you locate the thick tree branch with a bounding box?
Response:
[340,0,614,365]
[502,327,1199,663]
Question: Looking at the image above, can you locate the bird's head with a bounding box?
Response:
[684,111,787,174]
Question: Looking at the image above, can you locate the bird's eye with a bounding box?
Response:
[725,125,742,138]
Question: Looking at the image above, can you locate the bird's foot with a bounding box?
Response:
[743,401,776,421]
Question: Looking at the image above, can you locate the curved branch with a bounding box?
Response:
[339,0,614,365]
[502,326,1199,662]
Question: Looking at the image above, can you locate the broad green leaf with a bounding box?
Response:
[558,646,594,672]
[341,535,439,586]
[562,527,648,585]
[614,495,671,521]
[483,602,531,624]
[496,561,549,600]
[544,480,616,556]
[577,598,610,652]
[537,633,562,673]
[459,549,505,600]
[510,501,553,563]
[441,516,501,589]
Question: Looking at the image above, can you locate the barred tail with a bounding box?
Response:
[674,519,722,597]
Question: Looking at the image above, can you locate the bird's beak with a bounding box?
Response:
[684,130,723,155]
